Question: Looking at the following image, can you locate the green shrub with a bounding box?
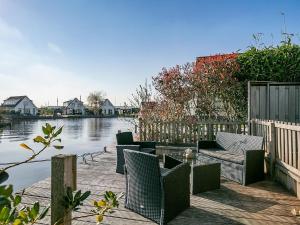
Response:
[236,40,300,82]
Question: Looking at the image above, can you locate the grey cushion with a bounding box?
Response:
[198,153,244,184]
[216,132,263,153]
[199,149,244,165]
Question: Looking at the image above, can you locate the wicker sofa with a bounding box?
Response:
[197,132,264,185]
[116,131,156,174]
[124,149,190,225]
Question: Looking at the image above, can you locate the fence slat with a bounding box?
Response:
[288,129,293,166]
[292,130,297,168]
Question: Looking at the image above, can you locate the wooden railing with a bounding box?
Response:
[139,119,248,144]
[251,120,300,171]
[251,119,300,197]
[250,120,272,153]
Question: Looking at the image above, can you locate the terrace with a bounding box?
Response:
[23,145,300,224]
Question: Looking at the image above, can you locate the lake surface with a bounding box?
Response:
[0,118,133,191]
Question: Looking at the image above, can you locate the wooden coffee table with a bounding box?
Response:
[164,152,221,194]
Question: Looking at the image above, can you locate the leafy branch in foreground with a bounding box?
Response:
[92,191,123,224]
[0,185,49,225]
[0,123,122,224]
[63,188,123,224]
[0,123,64,225]
[1,123,64,173]
[64,187,91,212]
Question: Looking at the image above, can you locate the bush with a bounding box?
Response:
[236,40,300,82]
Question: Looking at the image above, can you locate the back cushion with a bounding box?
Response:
[116,132,134,145]
[216,132,264,154]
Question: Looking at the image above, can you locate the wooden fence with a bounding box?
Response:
[248,81,300,123]
[139,119,248,144]
[251,119,300,197]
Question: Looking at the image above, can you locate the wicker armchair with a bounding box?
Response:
[116,132,156,174]
[124,149,190,225]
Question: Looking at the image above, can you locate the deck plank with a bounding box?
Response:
[23,147,300,224]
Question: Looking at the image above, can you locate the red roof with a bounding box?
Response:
[195,53,239,70]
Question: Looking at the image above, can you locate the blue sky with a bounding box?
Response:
[0,0,299,106]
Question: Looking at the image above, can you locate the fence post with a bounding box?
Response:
[269,122,276,178]
[138,118,142,141]
[251,120,256,136]
[51,154,77,225]
[134,124,137,134]
[208,122,213,140]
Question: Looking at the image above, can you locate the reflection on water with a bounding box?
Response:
[0,118,132,191]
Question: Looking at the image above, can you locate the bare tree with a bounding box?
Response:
[87,91,105,115]
[122,80,155,128]
[129,79,153,109]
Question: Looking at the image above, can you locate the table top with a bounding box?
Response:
[166,152,220,167]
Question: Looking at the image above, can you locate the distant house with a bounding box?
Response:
[63,98,85,115]
[101,99,115,116]
[1,96,38,115]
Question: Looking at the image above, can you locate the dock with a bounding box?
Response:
[21,146,300,224]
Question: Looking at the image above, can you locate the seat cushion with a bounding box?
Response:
[141,148,156,154]
[199,149,244,165]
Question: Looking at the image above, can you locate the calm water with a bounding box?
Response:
[0,118,133,191]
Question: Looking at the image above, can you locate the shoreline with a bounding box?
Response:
[4,114,136,121]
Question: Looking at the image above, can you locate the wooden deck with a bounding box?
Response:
[22,147,300,225]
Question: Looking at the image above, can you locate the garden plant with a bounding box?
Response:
[0,123,121,225]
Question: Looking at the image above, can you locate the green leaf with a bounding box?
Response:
[38,206,49,220]
[74,190,81,200]
[18,210,27,219]
[42,126,50,136]
[79,191,91,202]
[0,171,9,184]
[8,207,16,222]
[53,145,64,150]
[0,185,13,197]
[0,206,10,222]
[33,136,46,144]
[29,202,39,220]
[53,126,63,138]
[13,195,21,206]
[0,196,10,208]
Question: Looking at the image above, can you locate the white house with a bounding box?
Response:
[63,98,85,115]
[101,99,115,115]
[1,96,38,115]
